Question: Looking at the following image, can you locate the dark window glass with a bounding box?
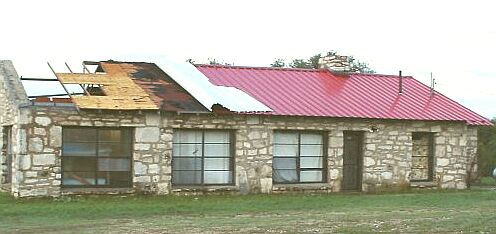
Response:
[98,143,132,157]
[273,131,326,184]
[62,128,132,188]
[63,143,97,157]
[172,171,202,185]
[172,130,233,186]
[62,171,97,186]
[63,128,97,142]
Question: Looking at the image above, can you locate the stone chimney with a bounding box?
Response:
[318,54,351,72]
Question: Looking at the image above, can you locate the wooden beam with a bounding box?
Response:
[65,62,91,96]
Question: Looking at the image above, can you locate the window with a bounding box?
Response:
[172,130,234,185]
[411,132,434,182]
[1,126,12,184]
[273,131,326,183]
[62,128,133,188]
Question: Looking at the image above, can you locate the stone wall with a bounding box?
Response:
[9,105,479,197]
[0,61,29,190]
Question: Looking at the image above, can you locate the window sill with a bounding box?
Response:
[61,187,134,195]
[171,185,238,192]
[273,183,330,190]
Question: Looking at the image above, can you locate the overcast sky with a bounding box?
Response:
[1,0,495,119]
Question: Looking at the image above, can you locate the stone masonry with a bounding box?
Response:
[0,61,29,191]
[3,104,479,197]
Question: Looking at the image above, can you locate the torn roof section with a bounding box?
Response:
[99,61,207,112]
[56,64,158,110]
[153,59,272,113]
[50,60,269,113]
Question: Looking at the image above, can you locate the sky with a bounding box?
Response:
[1,0,495,119]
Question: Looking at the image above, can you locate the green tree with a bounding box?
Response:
[270,58,286,68]
[477,118,496,177]
[208,58,232,66]
[289,59,312,69]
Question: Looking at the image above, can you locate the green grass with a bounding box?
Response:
[0,190,495,233]
[478,176,496,186]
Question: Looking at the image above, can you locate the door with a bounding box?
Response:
[342,131,363,191]
[2,126,12,184]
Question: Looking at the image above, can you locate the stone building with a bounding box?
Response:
[0,56,492,197]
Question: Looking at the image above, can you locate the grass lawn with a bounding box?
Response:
[0,190,495,233]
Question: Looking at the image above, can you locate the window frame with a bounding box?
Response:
[411,132,435,182]
[61,127,134,188]
[272,130,328,184]
[171,129,235,187]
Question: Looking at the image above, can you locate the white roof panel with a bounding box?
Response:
[155,59,272,112]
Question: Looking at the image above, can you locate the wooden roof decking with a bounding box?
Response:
[56,68,159,110]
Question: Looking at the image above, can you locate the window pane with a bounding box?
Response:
[204,171,232,184]
[173,131,202,143]
[63,143,97,156]
[63,128,97,142]
[204,144,230,157]
[173,144,202,157]
[274,132,298,144]
[172,171,202,185]
[97,171,131,186]
[300,145,323,157]
[204,158,230,170]
[99,129,126,142]
[204,131,230,143]
[300,170,323,182]
[173,158,202,170]
[273,169,297,183]
[300,157,323,169]
[62,172,96,186]
[98,143,132,157]
[301,133,323,144]
[274,144,298,157]
[98,158,131,172]
[273,158,297,169]
[63,157,96,171]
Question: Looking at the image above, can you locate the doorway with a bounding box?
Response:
[2,126,12,184]
[342,131,363,191]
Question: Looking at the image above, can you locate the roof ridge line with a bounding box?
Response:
[352,73,414,78]
[194,64,325,72]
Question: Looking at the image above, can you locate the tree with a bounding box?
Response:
[270,51,375,73]
[208,58,233,66]
[477,118,496,177]
[289,59,312,69]
[270,58,286,68]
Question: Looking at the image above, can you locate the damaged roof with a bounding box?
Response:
[99,61,207,112]
[45,60,491,126]
[195,64,492,126]
[55,61,207,112]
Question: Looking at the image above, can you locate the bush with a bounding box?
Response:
[479,177,496,186]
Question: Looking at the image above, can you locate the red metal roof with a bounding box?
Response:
[195,64,492,126]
